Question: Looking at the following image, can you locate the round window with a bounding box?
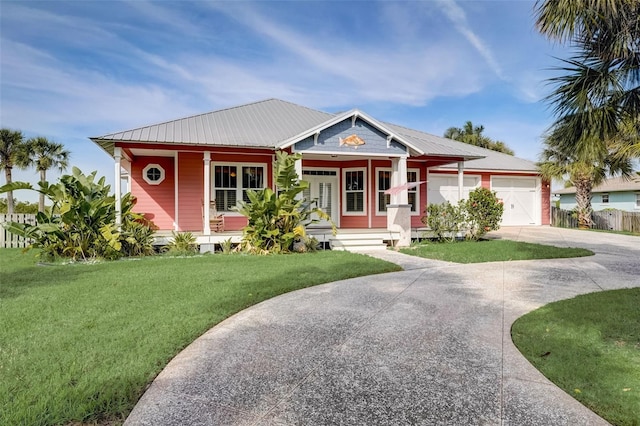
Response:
[142,164,165,185]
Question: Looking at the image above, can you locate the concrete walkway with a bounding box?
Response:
[126,227,640,425]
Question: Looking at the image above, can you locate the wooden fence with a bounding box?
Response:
[0,214,36,248]
[551,207,640,233]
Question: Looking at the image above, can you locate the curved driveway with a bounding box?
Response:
[126,227,639,425]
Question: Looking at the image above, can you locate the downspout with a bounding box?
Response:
[114,147,122,230]
[174,152,179,231]
[458,161,464,201]
[203,152,211,235]
[368,158,372,229]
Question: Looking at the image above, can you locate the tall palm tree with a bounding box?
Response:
[26,137,70,212]
[534,0,640,144]
[444,121,515,155]
[0,128,31,214]
[538,117,634,228]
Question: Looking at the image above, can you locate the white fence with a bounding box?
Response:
[0,214,36,248]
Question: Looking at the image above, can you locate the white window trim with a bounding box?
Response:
[635,193,640,209]
[375,167,420,215]
[142,163,165,185]
[212,162,267,214]
[601,193,609,204]
[342,167,367,216]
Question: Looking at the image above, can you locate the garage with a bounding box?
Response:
[427,174,480,205]
[491,176,540,226]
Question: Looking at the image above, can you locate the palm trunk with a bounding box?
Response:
[574,178,593,229]
[5,167,14,214]
[39,170,46,213]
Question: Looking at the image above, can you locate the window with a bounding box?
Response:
[213,163,265,211]
[142,164,165,185]
[636,193,640,208]
[376,168,420,214]
[601,193,609,204]
[343,169,365,214]
[377,170,391,213]
[407,170,418,213]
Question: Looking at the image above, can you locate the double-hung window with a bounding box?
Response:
[344,169,365,214]
[636,193,640,208]
[214,164,265,212]
[376,168,420,214]
[601,193,609,204]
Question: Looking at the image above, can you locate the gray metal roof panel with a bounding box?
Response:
[90,99,536,173]
[91,99,334,148]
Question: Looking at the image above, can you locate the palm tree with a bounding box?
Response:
[25,137,70,212]
[0,128,31,214]
[534,0,640,144]
[444,121,515,155]
[538,117,634,229]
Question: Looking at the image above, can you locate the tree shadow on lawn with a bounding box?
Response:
[0,262,109,299]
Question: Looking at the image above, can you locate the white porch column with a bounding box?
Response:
[458,161,464,201]
[398,156,408,205]
[203,152,211,235]
[114,147,122,229]
[390,158,399,204]
[294,154,303,199]
[387,156,411,248]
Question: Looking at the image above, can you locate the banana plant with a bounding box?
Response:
[0,167,155,260]
[235,151,335,254]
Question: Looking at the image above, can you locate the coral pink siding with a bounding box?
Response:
[123,143,548,232]
[541,179,551,225]
[177,152,204,231]
[130,156,175,230]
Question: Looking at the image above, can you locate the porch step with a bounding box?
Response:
[329,235,388,251]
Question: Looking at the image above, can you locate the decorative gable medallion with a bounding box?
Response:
[339,134,365,149]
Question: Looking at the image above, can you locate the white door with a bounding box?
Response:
[303,173,339,227]
[492,177,539,226]
[427,174,480,205]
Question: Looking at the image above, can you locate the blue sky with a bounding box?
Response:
[1,0,570,201]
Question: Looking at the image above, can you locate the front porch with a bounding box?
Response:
[153,228,433,252]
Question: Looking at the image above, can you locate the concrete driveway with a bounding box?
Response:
[125,227,639,425]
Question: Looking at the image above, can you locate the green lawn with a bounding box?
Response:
[512,288,640,426]
[400,239,593,263]
[0,249,400,425]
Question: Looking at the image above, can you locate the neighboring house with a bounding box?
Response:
[90,99,550,247]
[554,176,640,212]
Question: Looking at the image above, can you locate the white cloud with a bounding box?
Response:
[434,0,504,79]
[205,2,485,107]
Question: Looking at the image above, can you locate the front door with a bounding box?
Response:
[302,171,339,227]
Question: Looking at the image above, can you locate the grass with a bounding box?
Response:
[399,239,594,263]
[0,249,400,425]
[512,288,640,426]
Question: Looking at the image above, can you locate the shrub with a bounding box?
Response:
[235,151,336,254]
[422,187,504,242]
[422,201,466,242]
[0,167,156,260]
[163,231,198,255]
[465,187,504,240]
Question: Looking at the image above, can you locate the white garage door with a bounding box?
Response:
[492,177,539,226]
[427,174,480,205]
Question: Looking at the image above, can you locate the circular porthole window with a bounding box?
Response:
[143,164,165,185]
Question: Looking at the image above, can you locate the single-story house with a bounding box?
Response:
[90,99,550,249]
[554,176,640,212]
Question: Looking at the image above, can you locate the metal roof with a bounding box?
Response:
[91,99,334,153]
[90,98,537,172]
[554,176,640,195]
